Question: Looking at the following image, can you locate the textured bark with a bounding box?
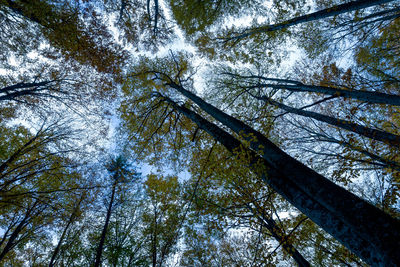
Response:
[259,96,400,146]
[227,0,395,42]
[160,84,400,266]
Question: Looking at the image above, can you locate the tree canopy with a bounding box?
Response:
[1,0,399,266]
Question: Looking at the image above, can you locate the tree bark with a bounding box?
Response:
[226,0,395,42]
[158,85,400,266]
[94,181,117,267]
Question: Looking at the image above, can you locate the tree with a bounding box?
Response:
[48,193,86,267]
[120,54,400,265]
[100,0,174,50]
[222,0,396,44]
[142,174,185,267]
[169,0,265,36]
[184,141,312,266]
[253,94,400,146]
[1,0,399,265]
[102,187,149,267]
[94,155,138,267]
[220,72,400,106]
[0,119,98,264]
[1,0,128,75]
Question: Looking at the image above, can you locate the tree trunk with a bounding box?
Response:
[151,207,158,267]
[49,197,83,267]
[259,96,400,146]
[262,218,310,267]
[0,219,28,261]
[0,201,38,261]
[227,0,395,42]
[245,203,310,267]
[226,74,400,106]
[159,89,400,266]
[0,81,55,102]
[94,181,117,267]
[268,83,400,106]
[314,132,400,171]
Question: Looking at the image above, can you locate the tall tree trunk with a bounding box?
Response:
[267,83,400,106]
[258,96,400,146]
[151,207,158,267]
[226,0,395,42]
[244,203,310,267]
[225,74,400,106]
[49,197,83,267]
[311,131,400,171]
[158,90,400,266]
[0,201,38,261]
[0,219,28,261]
[94,181,117,267]
[262,218,310,267]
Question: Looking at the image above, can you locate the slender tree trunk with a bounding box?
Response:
[49,197,83,267]
[48,216,73,267]
[314,133,400,171]
[267,83,400,106]
[158,90,400,266]
[245,203,310,267]
[0,130,42,175]
[0,201,37,261]
[151,207,158,267]
[94,181,117,267]
[258,96,400,146]
[262,218,310,267]
[227,0,395,42]
[0,219,27,261]
[225,74,400,106]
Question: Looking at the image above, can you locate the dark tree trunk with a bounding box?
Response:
[259,96,400,146]
[158,86,400,266]
[151,207,158,267]
[94,181,117,267]
[263,218,310,267]
[227,0,395,42]
[49,197,83,267]
[266,83,400,107]
[0,81,54,100]
[0,201,38,261]
[0,219,28,261]
[312,132,400,171]
[245,203,310,267]
[226,74,400,106]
